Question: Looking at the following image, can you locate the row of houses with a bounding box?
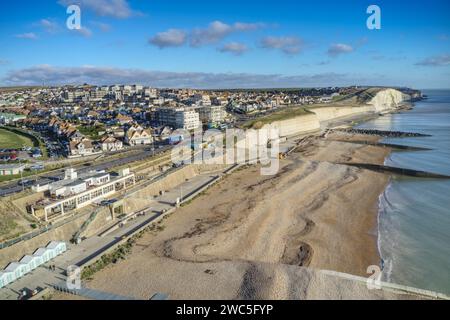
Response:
[0,241,67,289]
[19,117,154,157]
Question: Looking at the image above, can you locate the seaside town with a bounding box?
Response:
[0,82,436,301]
[0,0,448,307]
[0,85,365,163]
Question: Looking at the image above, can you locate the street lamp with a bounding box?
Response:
[19,159,25,192]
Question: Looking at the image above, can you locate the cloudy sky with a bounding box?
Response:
[0,0,449,88]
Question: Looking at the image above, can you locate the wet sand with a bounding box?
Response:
[73,132,409,300]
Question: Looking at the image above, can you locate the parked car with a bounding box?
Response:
[18,180,34,187]
[30,164,44,171]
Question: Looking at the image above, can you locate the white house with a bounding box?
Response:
[0,271,14,289]
[125,125,153,146]
[0,241,68,289]
[4,262,29,280]
[33,248,53,263]
[46,241,67,255]
[20,255,44,271]
[100,136,123,152]
[0,164,26,176]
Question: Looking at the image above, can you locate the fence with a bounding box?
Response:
[0,209,91,250]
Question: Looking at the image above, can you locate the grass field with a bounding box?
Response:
[0,128,35,149]
[242,106,312,129]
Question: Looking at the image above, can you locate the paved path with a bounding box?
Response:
[0,167,225,300]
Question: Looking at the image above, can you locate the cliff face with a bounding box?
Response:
[367,88,410,112]
[311,105,375,122]
[262,113,321,137]
[257,88,411,138]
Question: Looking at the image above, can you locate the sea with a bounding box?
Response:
[358,89,450,295]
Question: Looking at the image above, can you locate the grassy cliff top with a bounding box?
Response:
[242,106,313,129]
[242,88,389,129]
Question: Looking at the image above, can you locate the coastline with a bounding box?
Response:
[377,178,392,281]
[311,131,391,275]
[65,131,395,299]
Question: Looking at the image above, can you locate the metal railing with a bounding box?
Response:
[0,210,92,250]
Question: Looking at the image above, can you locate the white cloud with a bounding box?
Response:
[190,21,265,47]
[1,65,380,88]
[233,22,266,31]
[149,29,187,48]
[327,43,354,57]
[73,27,93,37]
[260,36,304,55]
[149,21,265,49]
[219,42,249,55]
[58,0,138,19]
[416,54,450,67]
[91,21,111,32]
[15,33,38,40]
[190,21,233,47]
[38,19,60,33]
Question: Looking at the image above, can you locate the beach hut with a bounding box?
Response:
[46,241,67,256]
[33,248,52,263]
[0,271,14,289]
[20,255,43,271]
[4,262,30,280]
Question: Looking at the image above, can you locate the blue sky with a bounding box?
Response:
[0,0,449,88]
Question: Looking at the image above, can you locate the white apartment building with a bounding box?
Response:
[175,109,200,130]
[90,89,108,102]
[133,85,144,92]
[156,107,200,130]
[144,88,158,98]
[198,105,227,124]
[201,95,211,106]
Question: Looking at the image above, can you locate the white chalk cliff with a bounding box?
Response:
[260,88,411,138]
[367,88,410,112]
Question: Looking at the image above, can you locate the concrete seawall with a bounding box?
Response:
[0,212,88,268]
[311,105,376,122]
[262,113,321,137]
[261,88,410,138]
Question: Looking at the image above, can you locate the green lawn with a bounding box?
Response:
[0,128,35,149]
[242,106,313,129]
[78,125,105,139]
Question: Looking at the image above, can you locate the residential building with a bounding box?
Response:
[0,164,25,176]
[99,136,123,152]
[155,107,200,130]
[197,105,227,124]
[175,108,200,130]
[125,125,152,145]
[68,138,95,157]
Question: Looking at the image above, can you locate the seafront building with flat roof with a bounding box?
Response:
[28,168,135,221]
[0,164,25,176]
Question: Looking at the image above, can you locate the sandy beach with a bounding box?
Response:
[58,132,407,299]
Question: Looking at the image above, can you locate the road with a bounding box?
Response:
[0,145,172,197]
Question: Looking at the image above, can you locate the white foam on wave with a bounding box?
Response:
[377,181,394,283]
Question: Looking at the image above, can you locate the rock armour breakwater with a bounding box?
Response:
[335,128,431,138]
